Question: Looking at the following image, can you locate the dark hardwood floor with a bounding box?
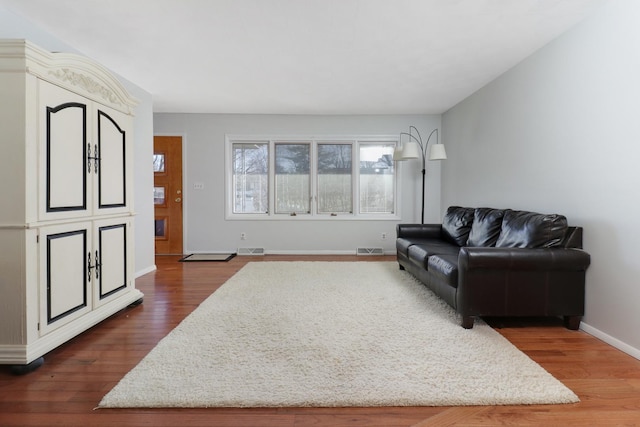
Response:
[1,255,640,426]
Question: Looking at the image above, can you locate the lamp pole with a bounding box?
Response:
[399,126,442,224]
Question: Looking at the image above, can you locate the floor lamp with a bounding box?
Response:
[393,126,447,224]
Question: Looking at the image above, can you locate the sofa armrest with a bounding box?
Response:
[458,247,591,271]
[396,223,442,239]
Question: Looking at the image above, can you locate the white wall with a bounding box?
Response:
[442,0,640,358]
[154,113,442,254]
[0,5,156,277]
[126,82,156,276]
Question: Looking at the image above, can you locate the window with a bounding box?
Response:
[275,143,310,214]
[232,143,268,214]
[153,154,165,172]
[359,144,395,214]
[318,144,352,214]
[227,136,398,219]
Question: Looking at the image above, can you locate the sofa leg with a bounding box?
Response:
[564,315,582,330]
[398,264,405,270]
[461,316,474,329]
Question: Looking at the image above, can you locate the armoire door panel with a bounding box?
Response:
[96,222,128,302]
[47,230,87,322]
[39,80,92,221]
[97,110,126,209]
[40,223,92,336]
[46,102,87,212]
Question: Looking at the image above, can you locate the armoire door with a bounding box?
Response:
[39,81,89,221]
[93,218,132,307]
[39,222,93,335]
[96,107,130,212]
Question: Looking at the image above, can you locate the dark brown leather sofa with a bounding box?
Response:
[396,206,591,329]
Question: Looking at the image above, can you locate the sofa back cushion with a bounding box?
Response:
[466,208,505,247]
[495,209,568,248]
[442,206,475,246]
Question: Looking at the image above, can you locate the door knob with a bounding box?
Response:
[175,197,182,202]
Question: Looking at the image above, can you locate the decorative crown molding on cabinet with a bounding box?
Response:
[48,68,122,107]
[0,39,138,115]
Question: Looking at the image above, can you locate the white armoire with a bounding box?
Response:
[0,40,143,369]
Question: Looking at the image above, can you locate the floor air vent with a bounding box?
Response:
[357,247,384,256]
[237,247,265,256]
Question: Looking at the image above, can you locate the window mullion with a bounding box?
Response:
[268,139,275,216]
[353,140,360,216]
[310,140,318,216]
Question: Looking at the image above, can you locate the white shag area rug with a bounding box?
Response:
[98,261,579,408]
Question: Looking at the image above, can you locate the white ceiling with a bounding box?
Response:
[1,0,605,114]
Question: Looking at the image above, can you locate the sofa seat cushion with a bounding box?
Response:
[467,208,505,247]
[495,209,568,248]
[428,254,459,288]
[396,237,443,257]
[442,206,475,246]
[407,241,460,269]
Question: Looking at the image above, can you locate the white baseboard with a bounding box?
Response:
[580,322,640,361]
[264,249,396,256]
[135,264,157,278]
[181,249,396,256]
[185,251,236,255]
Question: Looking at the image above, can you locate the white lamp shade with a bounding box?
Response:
[428,144,447,160]
[401,141,421,159]
[392,146,407,161]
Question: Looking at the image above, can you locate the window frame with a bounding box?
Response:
[230,141,270,215]
[274,141,312,215]
[316,141,354,216]
[225,135,401,220]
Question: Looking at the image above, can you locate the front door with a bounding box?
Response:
[153,136,183,255]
